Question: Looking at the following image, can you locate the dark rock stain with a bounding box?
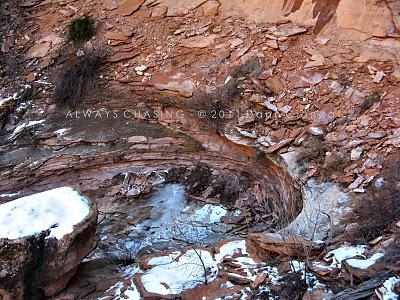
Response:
[283,0,341,34]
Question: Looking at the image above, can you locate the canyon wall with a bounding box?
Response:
[153,0,399,40]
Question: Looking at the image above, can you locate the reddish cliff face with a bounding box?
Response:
[233,0,399,38]
[154,0,399,39]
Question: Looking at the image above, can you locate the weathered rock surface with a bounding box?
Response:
[25,34,61,59]
[116,0,145,16]
[180,34,217,48]
[159,0,208,17]
[248,232,323,257]
[147,71,195,97]
[218,0,399,38]
[342,253,385,281]
[0,191,97,300]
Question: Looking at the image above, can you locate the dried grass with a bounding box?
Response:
[346,152,400,243]
[320,153,351,181]
[296,136,327,165]
[54,49,106,107]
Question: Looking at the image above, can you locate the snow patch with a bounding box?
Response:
[346,253,384,269]
[215,239,248,260]
[190,204,227,223]
[0,187,90,240]
[123,288,141,300]
[98,266,141,300]
[377,277,400,300]
[138,239,281,297]
[325,245,367,267]
[12,119,45,136]
[290,260,321,286]
[147,251,181,266]
[0,192,20,198]
[141,249,218,295]
[54,128,69,136]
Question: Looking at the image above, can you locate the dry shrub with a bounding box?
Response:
[320,153,351,181]
[337,74,352,89]
[277,272,313,300]
[207,174,247,208]
[383,232,400,272]
[191,79,239,128]
[230,57,262,78]
[296,136,327,165]
[355,91,380,115]
[189,57,262,128]
[0,86,33,130]
[347,152,400,243]
[54,49,106,107]
[296,136,351,181]
[185,163,213,196]
[164,166,189,183]
[351,190,400,242]
[256,149,266,161]
[180,135,204,152]
[99,240,141,266]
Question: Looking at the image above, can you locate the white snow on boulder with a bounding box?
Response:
[0,192,20,198]
[215,239,248,260]
[99,266,141,300]
[324,245,367,267]
[0,187,90,240]
[146,251,181,266]
[346,253,384,269]
[376,276,400,300]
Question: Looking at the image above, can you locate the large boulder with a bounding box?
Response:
[342,253,385,282]
[248,232,323,257]
[0,187,97,300]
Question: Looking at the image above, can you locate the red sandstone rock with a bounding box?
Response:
[342,253,385,282]
[248,232,323,257]
[148,71,194,97]
[116,0,145,16]
[26,34,61,59]
[288,70,327,88]
[105,31,131,41]
[196,0,220,17]
[265,76,285,94]
[109,51,140,62]
[0,197,97,299]
[180,34,218,48]
[266,138,294,154]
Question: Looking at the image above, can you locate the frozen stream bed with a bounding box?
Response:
[90,183,239,260]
